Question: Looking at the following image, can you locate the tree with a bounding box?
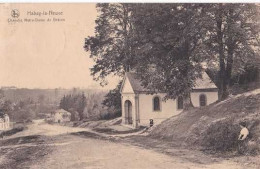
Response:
[85,3,208,107]
[1,100,13,113]
[133,4,260,101]
[102,81,122,117]
[203,4,260,100]
[59,95,66,110]
[0,89,5,109]
[131,4,208,105]
[59,93,86,120]
[54,88,59,105]
[85,3,259,104]
[84,3,138,86]
[38,94,45,105]
[77,93,86,120]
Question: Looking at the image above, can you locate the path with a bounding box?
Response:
[0,120,250,169]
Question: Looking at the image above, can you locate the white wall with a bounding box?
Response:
[4,115,9,129]
[0,115,10,130]
[138,93,182,126]
[54,112,71,123]
[0,122,5,130]
[191,91,218,107]
[121,91,218,128]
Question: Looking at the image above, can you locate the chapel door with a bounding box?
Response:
[125,100,132,124]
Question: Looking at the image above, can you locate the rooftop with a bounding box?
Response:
[124,71,217,94]
[55,109,71,114]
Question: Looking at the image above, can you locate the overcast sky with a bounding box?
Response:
[0,3,120,89]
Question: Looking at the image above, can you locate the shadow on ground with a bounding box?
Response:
[0,135,51,169]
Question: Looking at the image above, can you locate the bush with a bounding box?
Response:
[201,118,260,155]
[2,125,26,137]
[100,110,121,120]
[202,119,240,152]
[45,118,54,124]
[246,140,260,155]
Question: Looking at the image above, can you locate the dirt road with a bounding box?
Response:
[0,120,254,169]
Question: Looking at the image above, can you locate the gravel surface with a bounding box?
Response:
[0,120,258,169]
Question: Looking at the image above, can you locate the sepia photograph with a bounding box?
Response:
[0,2,259,169]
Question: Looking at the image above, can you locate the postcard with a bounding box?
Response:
[0,3,259,169]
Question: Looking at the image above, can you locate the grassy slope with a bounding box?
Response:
[149,89,260,153]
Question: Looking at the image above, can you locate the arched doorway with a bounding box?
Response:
[124,100,132,124]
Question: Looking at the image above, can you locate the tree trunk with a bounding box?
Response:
[223,8,235,100]
[184,92,194,110]
[216,4,228,101]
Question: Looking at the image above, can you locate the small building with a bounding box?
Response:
[120,72,218,128]
[0,114,10,131]
[51,109,71,123]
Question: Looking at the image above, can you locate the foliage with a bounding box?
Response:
[1,124,26,137]
[59,93,86,120]
[83,92,108,120]
[131,4,206,100]
[86,3,259,102]
[202,4,260,99]
[202,119,240,152]
[84,3,138,86]
[0,88,108,122]
[59,91,111,121]
[102,81,122,118]
[150,89,260,155]
[0,89,5,115]
[202,118,260,155]
[231,62,260,85]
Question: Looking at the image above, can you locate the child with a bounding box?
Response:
[238,122,249,154]
[238,122,249,140]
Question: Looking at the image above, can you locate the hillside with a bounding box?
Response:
[0,88,109,122]
[150,88,260,155]
[2,88,107,104]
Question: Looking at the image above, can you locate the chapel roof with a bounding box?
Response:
[193,72,218,89]
[125,72,149,93]
[123,71,217,94]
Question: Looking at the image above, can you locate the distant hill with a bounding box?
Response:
[1,87,108,105]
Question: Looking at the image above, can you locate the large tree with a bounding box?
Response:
[132,3,260,101]
[204,3,260,100]
[84,3,138,86]
[85,3,209,105]
[85,3,259,103]
[131,4,208,103]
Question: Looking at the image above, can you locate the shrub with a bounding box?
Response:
[201,118,260,155]
[2,125,26,136]
[202,119,240,152]
[100,110,121,120]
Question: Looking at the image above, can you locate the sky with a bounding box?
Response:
[0,3,120,89]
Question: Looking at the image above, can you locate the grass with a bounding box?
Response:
[93,126,146,135]
[149,89,260,155]
[0,124,27,138]
[0,135,51,169]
